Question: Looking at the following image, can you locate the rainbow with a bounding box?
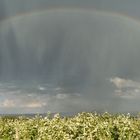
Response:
[0,7,140,26]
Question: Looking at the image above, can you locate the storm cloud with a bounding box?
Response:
[1,9,140,113]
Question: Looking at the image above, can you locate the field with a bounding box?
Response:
[0,112,140,140]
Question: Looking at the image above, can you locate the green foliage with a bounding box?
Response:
[0,112,140,139]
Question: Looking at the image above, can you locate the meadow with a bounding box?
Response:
[0,112,140,140]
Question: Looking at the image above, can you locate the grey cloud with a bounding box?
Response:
[110,77,140,89]
[111,77,140,99]
[1,10,140,113]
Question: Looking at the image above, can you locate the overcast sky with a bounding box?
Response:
[1,0,140,114]
[1,0,140,20]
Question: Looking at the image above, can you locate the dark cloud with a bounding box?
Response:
[1,8,140,113]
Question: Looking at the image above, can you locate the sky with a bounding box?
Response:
[1,0,140,19]
[1,0,140,114]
